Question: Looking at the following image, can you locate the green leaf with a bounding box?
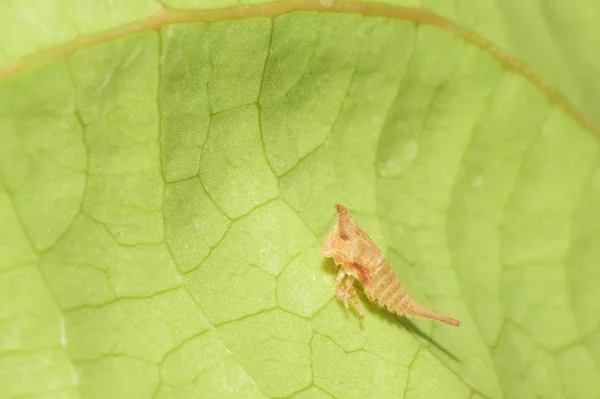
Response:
[1,2,600,399]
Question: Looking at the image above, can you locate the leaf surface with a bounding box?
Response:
[1,2,599,399]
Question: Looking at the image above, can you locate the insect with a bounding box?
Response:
[321,204,461,327]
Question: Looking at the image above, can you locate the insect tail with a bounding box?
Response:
[406,304,462,327]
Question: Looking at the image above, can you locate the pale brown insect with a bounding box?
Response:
[321,204,461,327]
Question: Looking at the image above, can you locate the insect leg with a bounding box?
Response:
[345,276,364,319]
[335,269,349,311]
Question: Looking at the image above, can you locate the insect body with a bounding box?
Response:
[321,204,461,327]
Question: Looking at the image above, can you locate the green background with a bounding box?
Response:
[1,1,599,398]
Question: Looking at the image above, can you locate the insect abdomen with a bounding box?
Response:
[364,260,408,312]
[364,261,461,327]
